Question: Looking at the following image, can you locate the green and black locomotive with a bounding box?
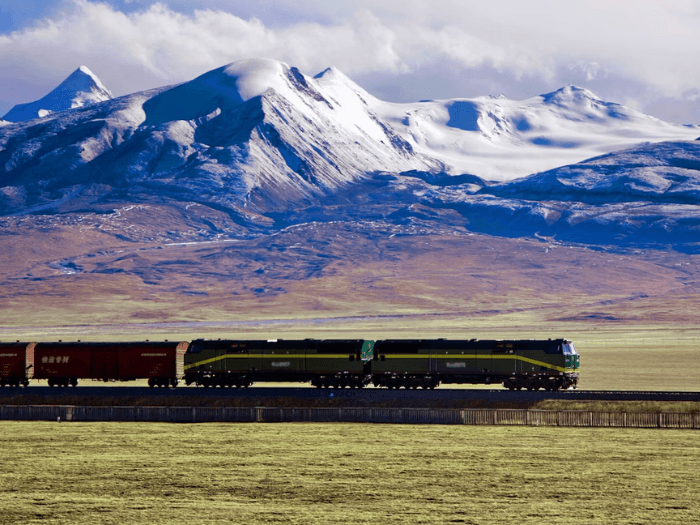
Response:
[184,337,579,391]
[371,338,579,391]
[184,339,374,389]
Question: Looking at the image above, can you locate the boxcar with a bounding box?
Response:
[184,339,374,388]
[0,342,35,387]
[372,338,579,390]
[33,341,187,387]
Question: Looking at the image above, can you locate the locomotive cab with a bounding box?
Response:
[558,339,579,389]
[562,341,580,369]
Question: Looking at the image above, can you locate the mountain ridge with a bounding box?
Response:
[1,58,700,251]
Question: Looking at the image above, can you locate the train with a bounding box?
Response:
[0,337,579,391]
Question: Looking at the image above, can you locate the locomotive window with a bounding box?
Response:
[189,344,203,354]
[563,344,577,355]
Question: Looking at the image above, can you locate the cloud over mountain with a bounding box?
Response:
[2,1,700,124]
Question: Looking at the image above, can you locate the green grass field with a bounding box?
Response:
[1,422,698,524]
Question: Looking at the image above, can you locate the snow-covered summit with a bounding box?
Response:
[374,85,699,180]
[143,58,333,125]
[2,66,112,123]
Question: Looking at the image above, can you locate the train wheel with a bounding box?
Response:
[70,378,78,387]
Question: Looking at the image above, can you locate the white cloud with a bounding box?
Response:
[1,0,700,123]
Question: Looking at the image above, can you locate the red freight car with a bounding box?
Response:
[0,342,35,387]
[33,341,188,387]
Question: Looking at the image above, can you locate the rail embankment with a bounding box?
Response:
[1,405,699,428]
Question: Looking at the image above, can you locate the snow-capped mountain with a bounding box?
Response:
[0,59,441,214]
[2,66,112,123]
[1,58,700,249]
[374,85,700,181]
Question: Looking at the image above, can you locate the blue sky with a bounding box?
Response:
[2,0,700,123]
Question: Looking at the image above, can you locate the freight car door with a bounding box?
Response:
[92,348,119,380]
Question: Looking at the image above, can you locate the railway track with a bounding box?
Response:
[0,387,699,403]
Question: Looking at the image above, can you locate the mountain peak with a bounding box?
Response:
[2,66,112,123]
[142,58,334,125]
[66,66,111,97]
[541,85,601,106]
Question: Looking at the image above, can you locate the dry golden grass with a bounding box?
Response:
[1,422,698,525]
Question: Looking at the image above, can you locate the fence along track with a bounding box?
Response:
[1,406,699,428]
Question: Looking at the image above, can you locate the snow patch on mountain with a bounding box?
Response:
[373,85,700,181]
[2,66,113,123]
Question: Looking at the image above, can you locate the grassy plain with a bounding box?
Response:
[1,422,698,525]
[2,227,700,392]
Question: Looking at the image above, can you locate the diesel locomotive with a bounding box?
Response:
[0,337,579,391]
[183,337,579,391]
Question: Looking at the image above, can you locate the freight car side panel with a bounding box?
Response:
[117,342,187,379]
[0,343,34,379]
[92,350,119,379]
[34,346,92,379]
